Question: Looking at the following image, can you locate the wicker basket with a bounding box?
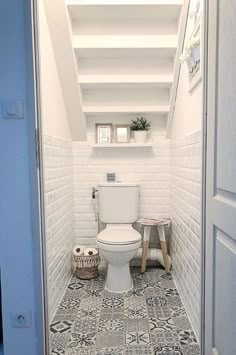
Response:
[74,253,100,280]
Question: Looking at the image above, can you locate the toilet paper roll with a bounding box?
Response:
[84,247,98,256]
[73,245,85,256]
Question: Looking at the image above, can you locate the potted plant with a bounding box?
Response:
[130,117,151,143]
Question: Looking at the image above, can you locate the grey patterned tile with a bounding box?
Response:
[79,296,103,313]
[50,320,73,334]
[50,268,200,355]
[124,296,146,309]
[125,331,151,346]
[66,347,95,355]
[124,345,154,355]
[177,330,198,346]
[146,296,167,307]
[68,332,96,348]
[95,348,123,355]
[95,331,124,348]
[170,307,187,319]
[51,349,65,355]
[124,305,148,319]
[99,309,124,319]
[147,305,171,319]
[50,333,70,350]
[149,316,175,332]
[166,296,183,308]
[173,316,192,331]
[144,286,163,297]
[102,297,124,309]
[150,330,180,347]
[98,318,124,332]
[182,344,200,355]
[57,298,81,315]
[154,345,184,355]
[124,318,149,332]
[73,316,99,334]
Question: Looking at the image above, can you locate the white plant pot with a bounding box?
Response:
[134,131,148,143]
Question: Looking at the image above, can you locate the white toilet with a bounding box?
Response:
[96,182,142,293]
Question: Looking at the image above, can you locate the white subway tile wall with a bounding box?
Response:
[43,131,202,337]
[72,133,170,246]
[43,136,73,321]
[170,131,201,339]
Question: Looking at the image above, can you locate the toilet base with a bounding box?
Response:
[105,263,133,293]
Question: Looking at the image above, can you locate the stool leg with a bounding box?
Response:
[141,226,151,273]
[158,225,170,273]
[141,240,149,273]
[160,241,170,273]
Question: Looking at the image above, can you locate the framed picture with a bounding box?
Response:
[188,15,202,92]
[115,125,130,143]
[96,123,113,144]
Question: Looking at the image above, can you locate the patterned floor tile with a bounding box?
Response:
[50,333,71,350]
[150,330,180,347]
[57,298,81,315]
[124,345,154,355]
[149,316,175,332]
[68,332,96,349]
[154,345,184,355]
[125,331,151,346]
[51,349,65,355]
[66,347,95,355]
[147,305,171,319]
[98,318,124,332]
[124,305,148,319]
[177,330,198,346]
[95,348,123,355]
[182,344,200,355]
[102,297,124,309]
[173,316,192,331]
[95,331,124,348]
[124,318,149,332]
[146,296,167,307]
[50,320,73,334]
[73,316,99,334]
[49,267,200,355]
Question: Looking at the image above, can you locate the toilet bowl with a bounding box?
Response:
[97,224,141,292]
[96,182,141,293]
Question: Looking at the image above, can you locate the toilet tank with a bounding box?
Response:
[98,183,139,223]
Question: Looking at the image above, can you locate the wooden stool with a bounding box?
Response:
[137,218,170,273]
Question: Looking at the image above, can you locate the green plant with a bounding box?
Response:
[130,117,151,131]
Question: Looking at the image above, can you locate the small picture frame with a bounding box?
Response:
[115,125,130,143]
[96,123,113,144]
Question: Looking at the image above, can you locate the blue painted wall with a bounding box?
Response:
[0,1,42,354]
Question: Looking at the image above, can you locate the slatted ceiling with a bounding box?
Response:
[67,3,183,123]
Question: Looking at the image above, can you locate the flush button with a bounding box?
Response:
[1,100,24,119]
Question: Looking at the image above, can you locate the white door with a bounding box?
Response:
[205,0,236,354]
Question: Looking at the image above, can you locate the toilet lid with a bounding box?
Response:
[97,227,141,245]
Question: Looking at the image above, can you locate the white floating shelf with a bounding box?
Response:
[73,35,178,50]
[67,1,183,8]
[79,74,173,88]
[91,142,153,148]
[83,105,170,114]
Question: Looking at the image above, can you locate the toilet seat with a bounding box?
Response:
[97,224,141,245]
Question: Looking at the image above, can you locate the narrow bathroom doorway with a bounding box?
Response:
[36,1,205,354]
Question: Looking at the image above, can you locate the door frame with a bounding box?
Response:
[200,0,209,354]
[28,0,50,354]
[30,0,211,354]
